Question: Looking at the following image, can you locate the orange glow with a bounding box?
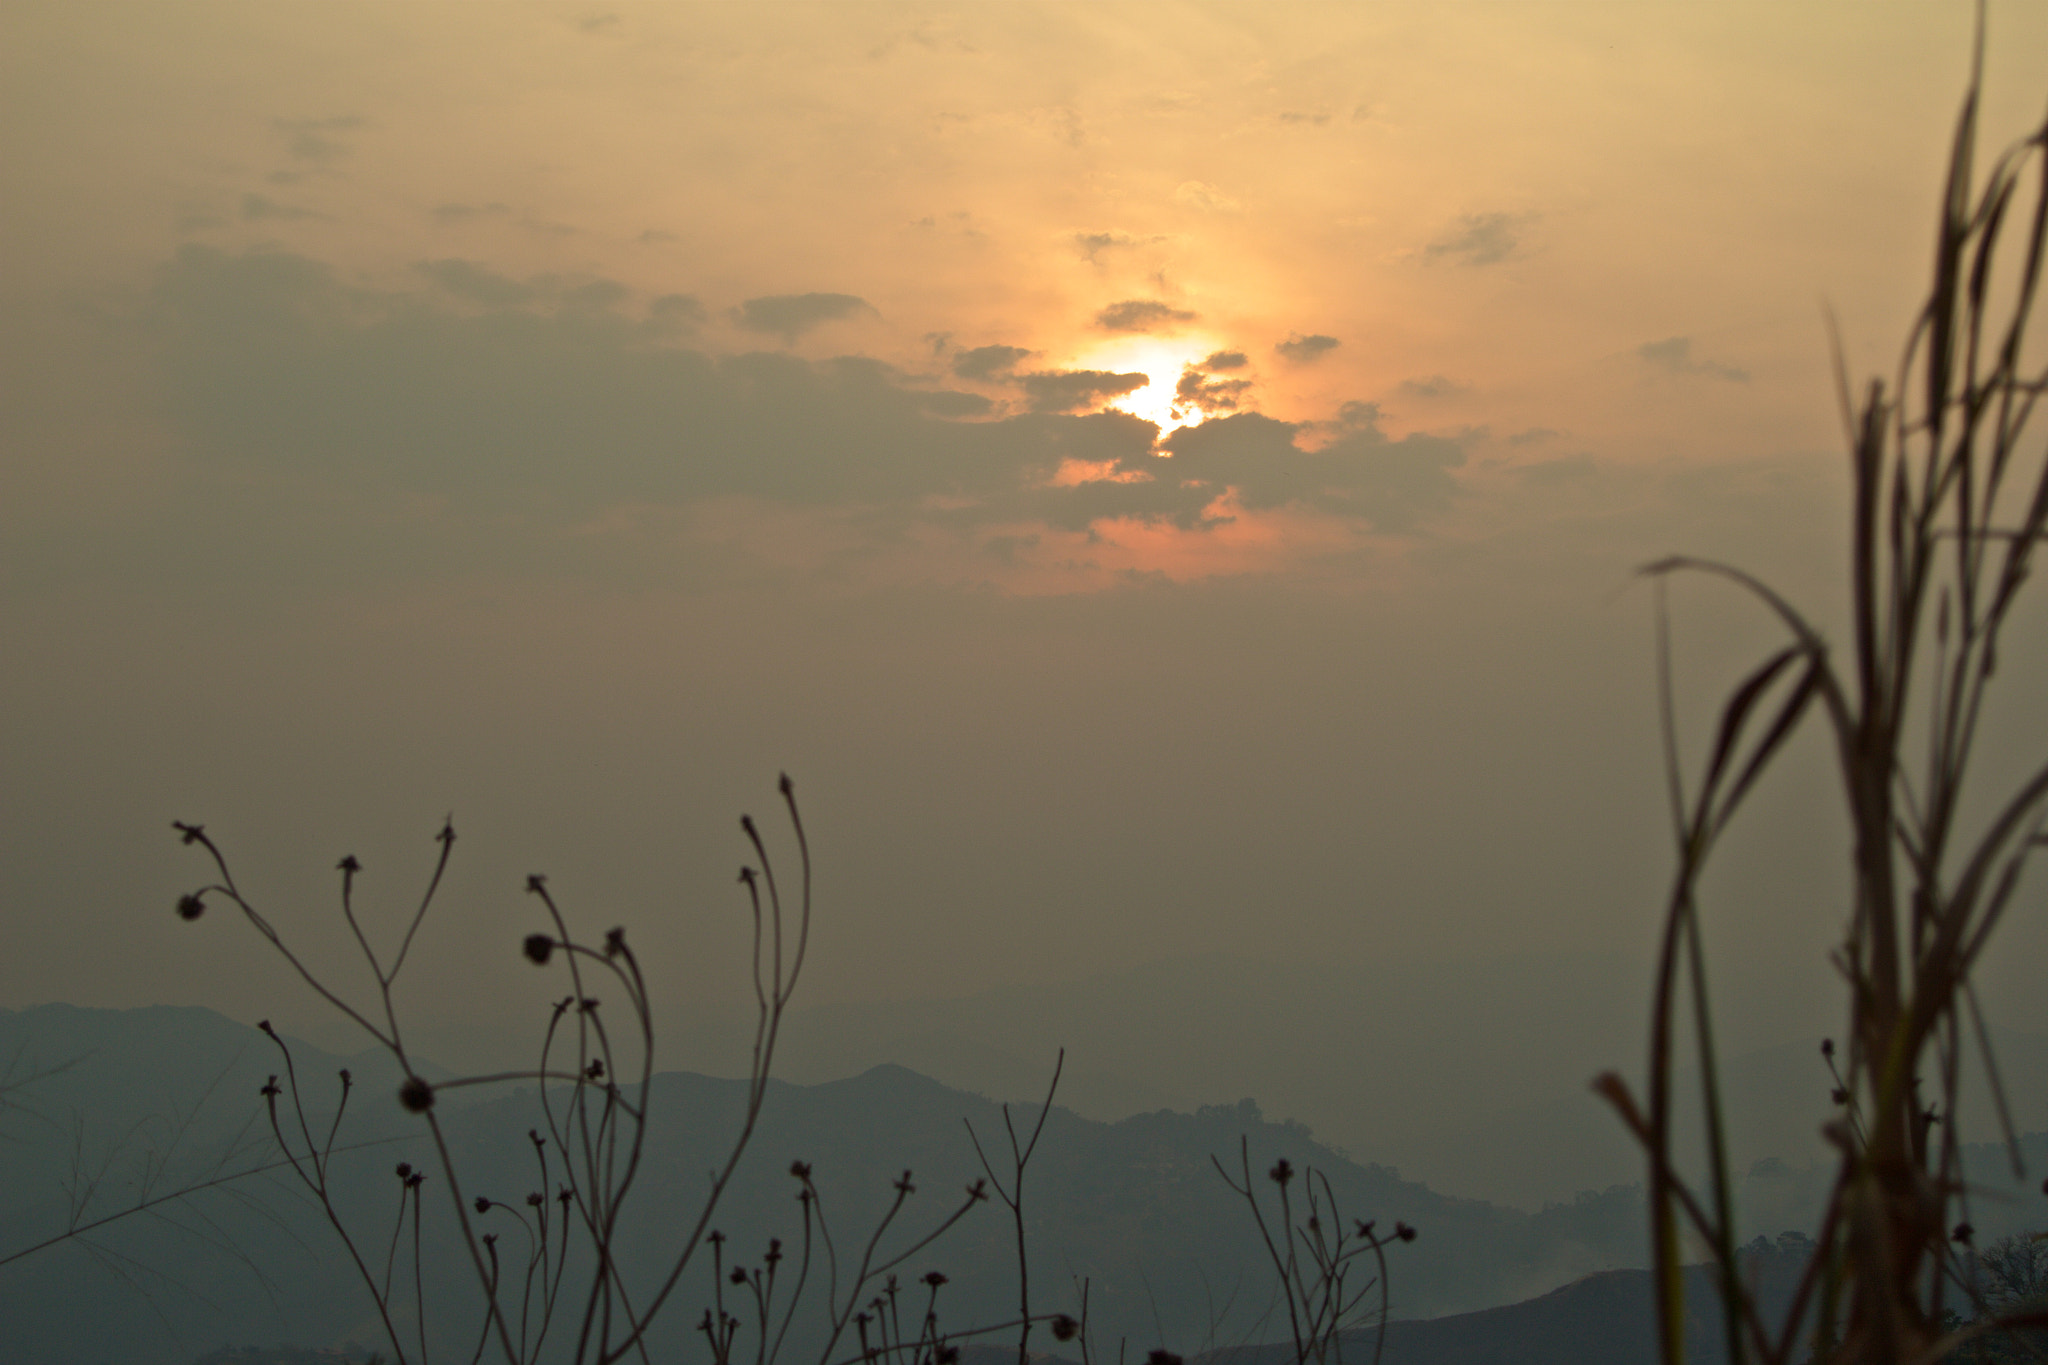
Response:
[1065,334,1225,434]
[1049,457,1150,488]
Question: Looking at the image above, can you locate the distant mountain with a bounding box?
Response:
[2,1004,2040,1365]
[1203,1238,1815,1365]
[761,953,2048,1209]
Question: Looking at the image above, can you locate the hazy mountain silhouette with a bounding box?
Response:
[2,1004,2040,1365]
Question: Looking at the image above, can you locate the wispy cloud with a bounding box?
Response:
[1636,336,1748,382]
[1424,212,1532,266]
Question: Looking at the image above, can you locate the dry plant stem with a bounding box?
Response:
[1597,24,2048,1365]
[172,775,817,1365]
[963,1047,1065,1365]
[1210,1138,1403,1365]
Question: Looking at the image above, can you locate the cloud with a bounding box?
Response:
[649,293,706,331]
[131,246,1471,579]
[1636,336,1749,382]
[1074,232,1165,263]
[1155,405,1466,529]
[1174,364,1252,417]
[1398,375,1470,400]
[1274,333,1339,364]
[1424,212,1531,266]
[1507,427,1562,446]
[433,202,513,225]
[1277,110,1331,126]
[953,344,1034,381]
[1201,350,1249,371]
[272,115,366,165]
[731,292,878,343]
[1173,181,1241,213]
[241,193,316,223]
[1095,300,1198,333]
[415,259,538,307]
[1018,369,1148,414]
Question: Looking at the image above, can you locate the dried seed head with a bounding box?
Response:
[396,1162,413,1179]
[337,855,360,874]
[1395,1222,1417,1242]
[1952,1223,1975,1244]
[475,1197,491,1215]
[176,893,206,921]
[604,927,625,958]
[526,1192,544,1207]
[790,1161,813,1180]
[399,1076,434,1113]
[1268,1159,1294,1187]
[1052,1316,1080,1342]
[1820,1038,1834,1058]
[1148,1351,1184,1365]
[730,1267,748,1285]
[922,1271,948,1288]
[523,934,554,965]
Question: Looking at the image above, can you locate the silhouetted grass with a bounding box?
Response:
[1595,22,2048,1365]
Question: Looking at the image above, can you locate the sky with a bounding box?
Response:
[4,2,2047,1205]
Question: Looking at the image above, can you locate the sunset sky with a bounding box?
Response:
[5,3,2045,1203]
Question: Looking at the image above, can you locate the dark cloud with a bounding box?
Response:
[1156,405,1466,529]
[1399,374,1470,400]
[562,279,629,312]
[1095,300,1198,333]
[649,294,707,331]
[1507,427,1562,446]
[415,259,539,307]
[731,292,878,343]
[919,390,994,418]
[1174,366,1252,417]
[1424,212,1530,266]
[1636,336,1749,382]
[953,345,1034,381]
[1018,369,1148,414]
[135,246,1467,555]
[1274,333,1339,364]
[1201,351,1249,372]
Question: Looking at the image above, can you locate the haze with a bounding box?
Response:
[5,2,2046,1210]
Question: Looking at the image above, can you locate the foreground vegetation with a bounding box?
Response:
[1591,30,2048,1365]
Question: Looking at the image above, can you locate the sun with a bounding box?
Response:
[1070,335,1223,433]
